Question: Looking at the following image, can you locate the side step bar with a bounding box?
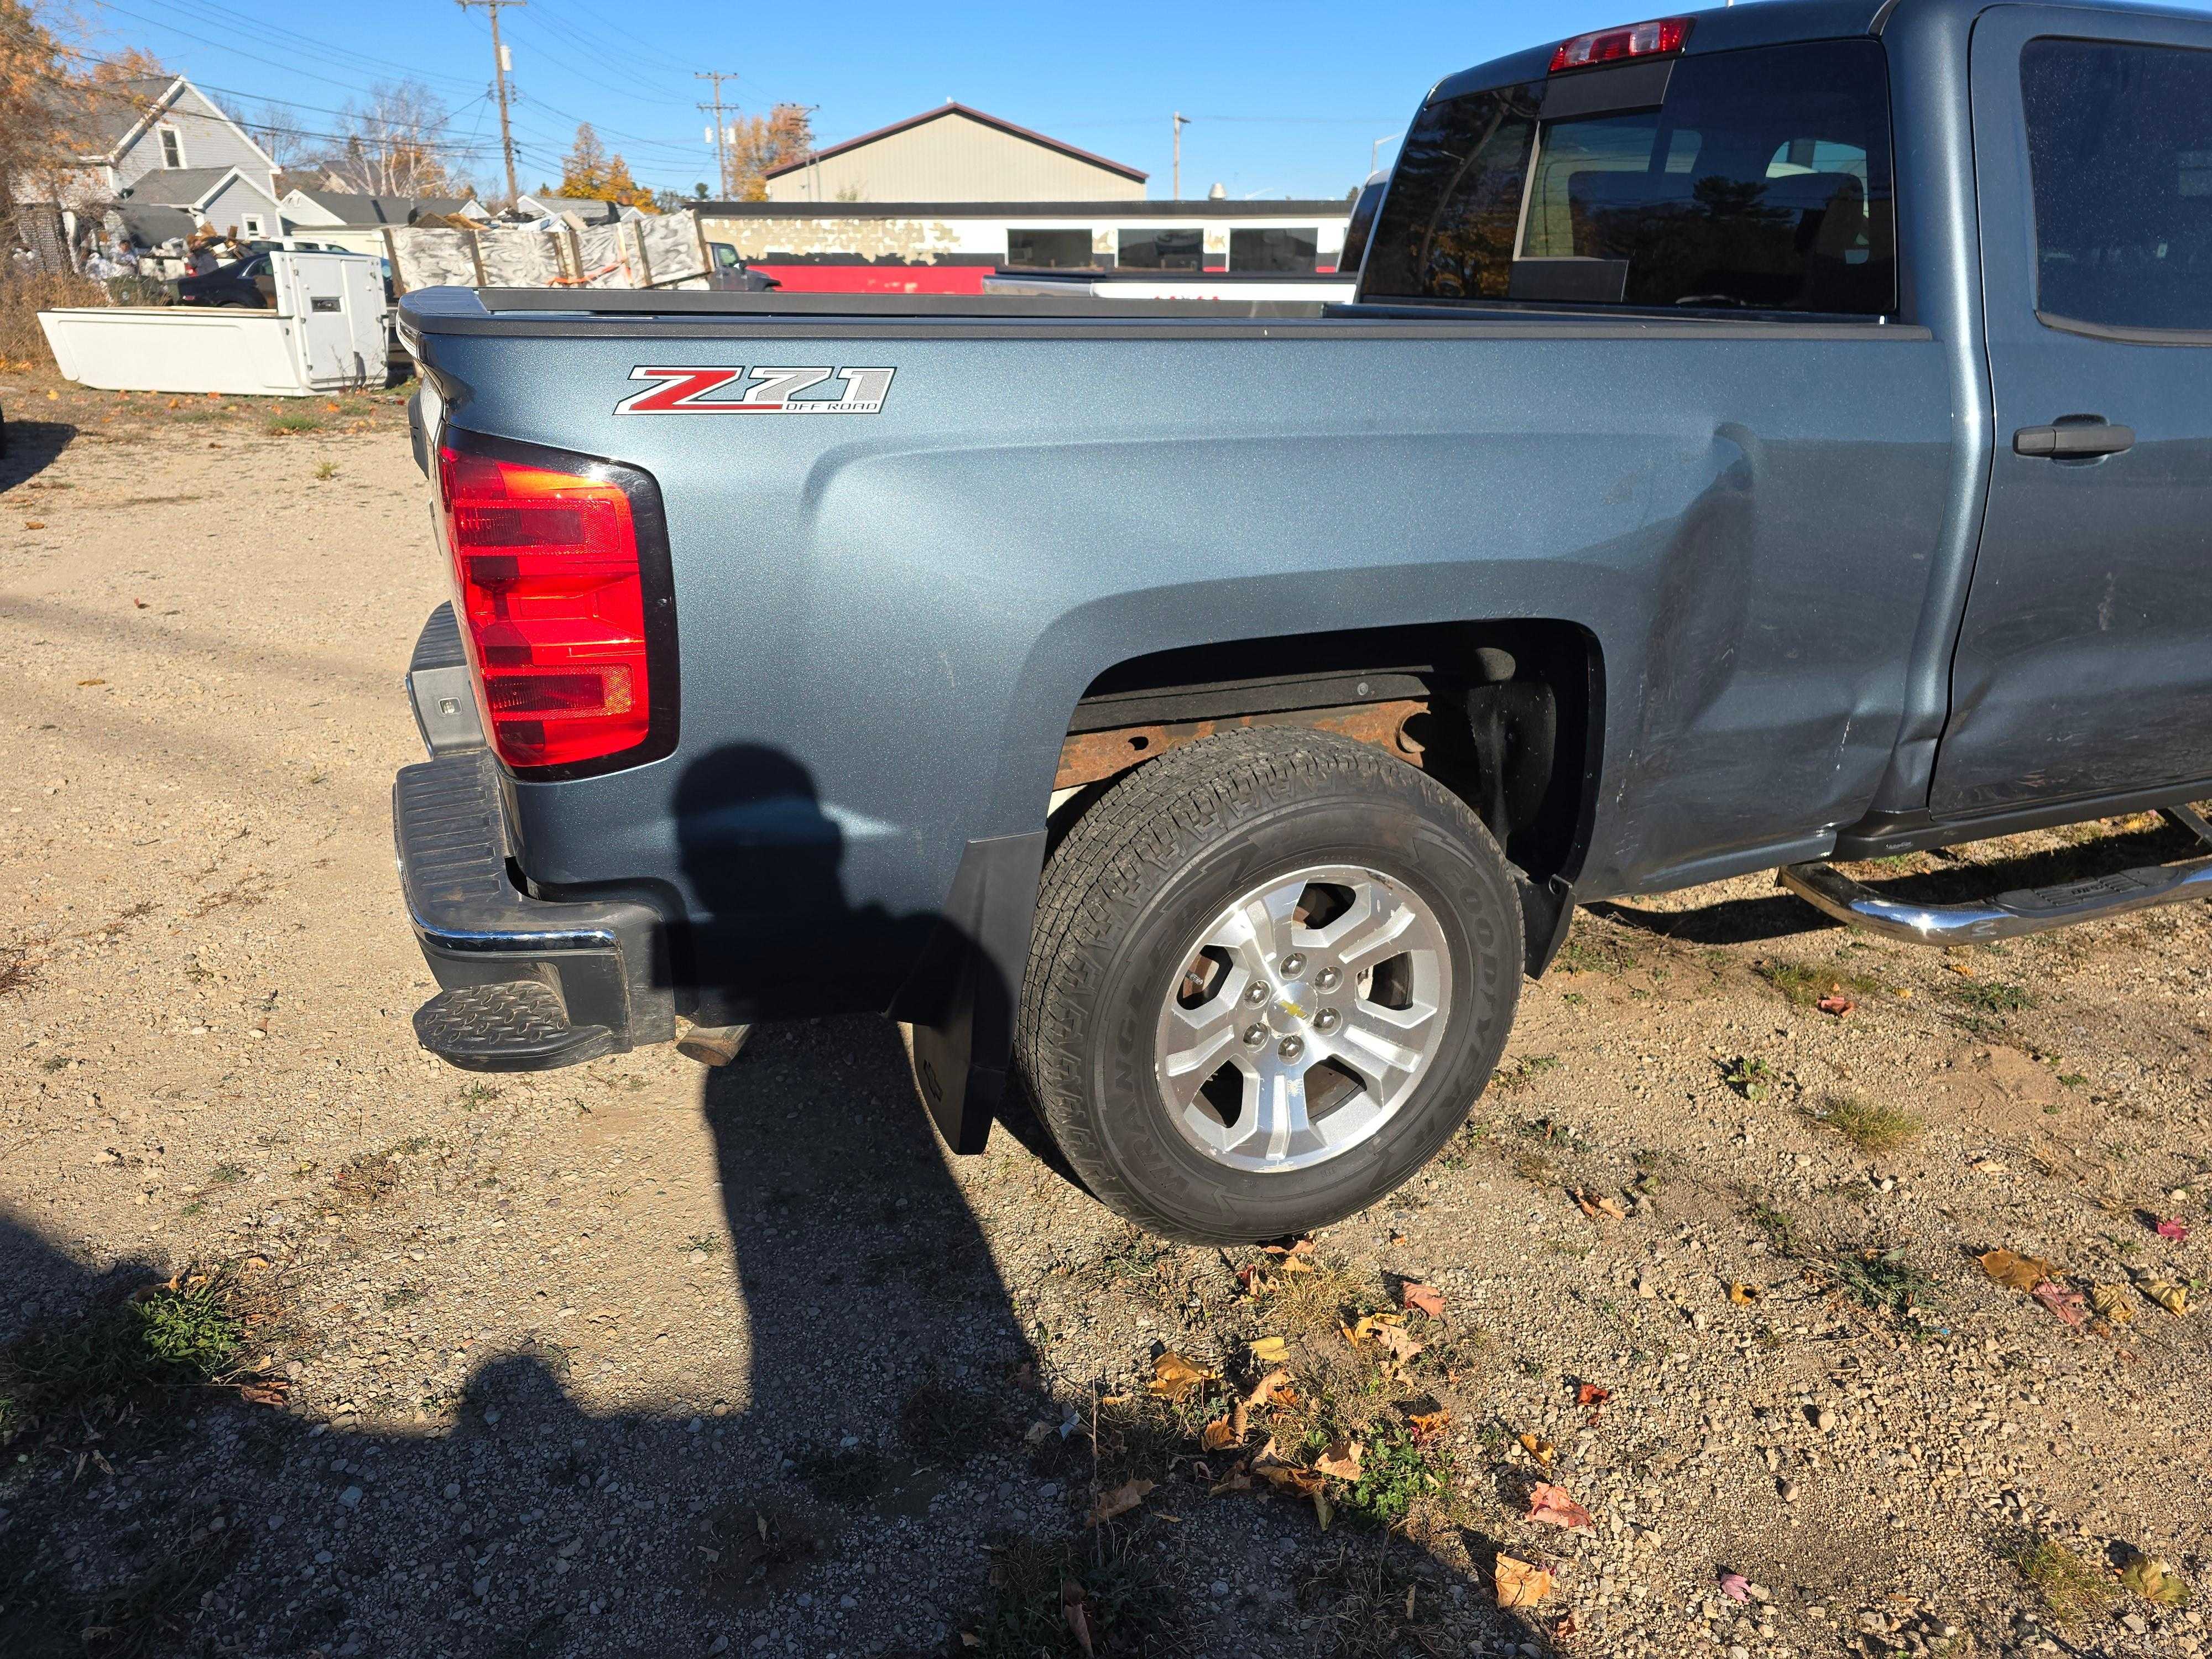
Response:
[1780,805,2212,944]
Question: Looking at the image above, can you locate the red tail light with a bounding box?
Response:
[1551,15,1691,71]
[436,438,675,775]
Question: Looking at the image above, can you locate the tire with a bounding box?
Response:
[1015,727,1522,1244]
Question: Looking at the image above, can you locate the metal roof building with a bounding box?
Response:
[763,103,1147,203]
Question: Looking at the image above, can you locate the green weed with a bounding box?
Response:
[1812,1093,1923,1155]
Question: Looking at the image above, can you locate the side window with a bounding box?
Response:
[1230,227,1319,273]
[1118,228,1202,270]
[1008,228,1094,269]
[2021,38,2212,332]
[159,125,182,168]
[1366,39,1896,314]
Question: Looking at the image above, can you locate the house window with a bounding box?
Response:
[242,216,264,238]
[1230,227,1319,273]
[1118,228,1203,270]
[159,126,183,168]
[1006,228,1093,268]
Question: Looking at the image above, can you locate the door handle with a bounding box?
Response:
[2013,420,2135,458]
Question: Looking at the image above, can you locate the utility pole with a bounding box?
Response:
[457,0,524,205]
[695,71,738,199]
[1172,111,1190,199]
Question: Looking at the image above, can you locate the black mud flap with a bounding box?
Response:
[898,830,1048,1155]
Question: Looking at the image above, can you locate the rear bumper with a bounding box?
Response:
[395,604,673,1070]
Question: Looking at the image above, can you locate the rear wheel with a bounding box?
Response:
[1015,727,1521,1243]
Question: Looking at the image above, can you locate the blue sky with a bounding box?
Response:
[64,0,1669,200]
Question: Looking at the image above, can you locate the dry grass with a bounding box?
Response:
[2017,1537,2119,1626]
[1812,1092,1924,1155]
[0,272,108,372]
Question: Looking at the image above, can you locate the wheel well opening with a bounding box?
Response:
[1054,621,1600,884]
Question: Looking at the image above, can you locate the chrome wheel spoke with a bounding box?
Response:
[1153,862,1453,1175]
[1232,1065,1312,1162]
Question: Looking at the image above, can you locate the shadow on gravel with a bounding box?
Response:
[1595,806,2211,946]
[1,418,78,491]
[0,1008,1037,1658]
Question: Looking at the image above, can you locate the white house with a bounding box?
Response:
[23,74,285,251]
[280,189,488,256]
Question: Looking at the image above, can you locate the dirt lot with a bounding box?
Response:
[2,378,2208,1659]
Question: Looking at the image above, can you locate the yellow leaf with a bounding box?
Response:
[1147,1350,1216,1400]
[1518,1433,1556,1467]
[1728,1282,1760,1306]
[2132,1271,2189,1317]
[1342,1312,1405,1347]
[1313,1488,1333,1531]
[1979,1248,2053,1292]
[1201,1417,1237,1451]
[2089,1283,2135,1325]
[1248,1336,1287,1364]
[2120,1556,2190,1607]
[1088,1478,1154,1526]
[1494,1553,1554,1608]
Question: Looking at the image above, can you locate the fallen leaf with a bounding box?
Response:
[2132,1271,2189,1317]
[1208,1460,1253,1496]
[1494,1554,1553,1609]
[2155,1217,2191,1244]
[1088,1478,1154,1526]
[1575,1382,1611,1409]
[1728,1281,1760,1306]
[1979,1248,2053,1292]
[2031,1280,2088,1328]
[1255,1459,1325,1497]
[1248,1335,1287,1364]
[2089,1283,2135,1324]
[1234,1264,1272,1297]
[24,520,45,530]
[1243,1368,1292,1411]
[1407,1408,1452,1444]
[1594,1194,1628,1220]
[1527,1483,1594,1530]
[2119,1554,2190,1607]
[1201,1417,1238,1451]
[77,678,106,687]
[1314,1438,1364,1481]
[1719,1570,1751,1603]
[1373,1324,1424,1365]
[1312,1489,1333,1531]
[1341,1312,1405,1347]
[1815,993,1855,1016]
[1518,1433,1556,1467]
[1147,1351,1215,1400]
[133,598,148,609]
[1401,1282,1446,1318]
[1060,1579,1096,1658]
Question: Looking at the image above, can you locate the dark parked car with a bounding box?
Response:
[172,254,273,309]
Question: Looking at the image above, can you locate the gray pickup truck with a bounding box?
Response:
[392,0,2212,1243]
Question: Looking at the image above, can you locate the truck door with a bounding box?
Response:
[1931,7,2212,818]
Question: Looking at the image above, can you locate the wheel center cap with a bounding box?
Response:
[1266,981,1316,1034]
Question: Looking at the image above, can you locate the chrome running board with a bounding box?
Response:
[1778,805,2212,945]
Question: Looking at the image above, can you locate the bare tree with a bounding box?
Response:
[319,80,460,198]
[242,98,306,171]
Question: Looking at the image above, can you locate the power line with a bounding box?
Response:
[456,0,524,202]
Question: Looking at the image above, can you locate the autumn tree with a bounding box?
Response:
[557,123,655,210]
[2,1,78,211]
[728,103,813,201]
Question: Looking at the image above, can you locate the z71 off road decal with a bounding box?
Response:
[615,366,895,416]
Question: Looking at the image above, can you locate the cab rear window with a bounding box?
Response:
[1364,39,1897,315]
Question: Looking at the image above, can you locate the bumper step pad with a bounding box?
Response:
[413,980,615,1071]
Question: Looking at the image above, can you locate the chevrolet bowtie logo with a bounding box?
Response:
[1275,998,1309,1021]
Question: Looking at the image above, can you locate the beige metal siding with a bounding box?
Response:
[765,112,1143,203]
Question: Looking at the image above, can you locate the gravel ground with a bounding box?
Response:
[2,380,2208,1659]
